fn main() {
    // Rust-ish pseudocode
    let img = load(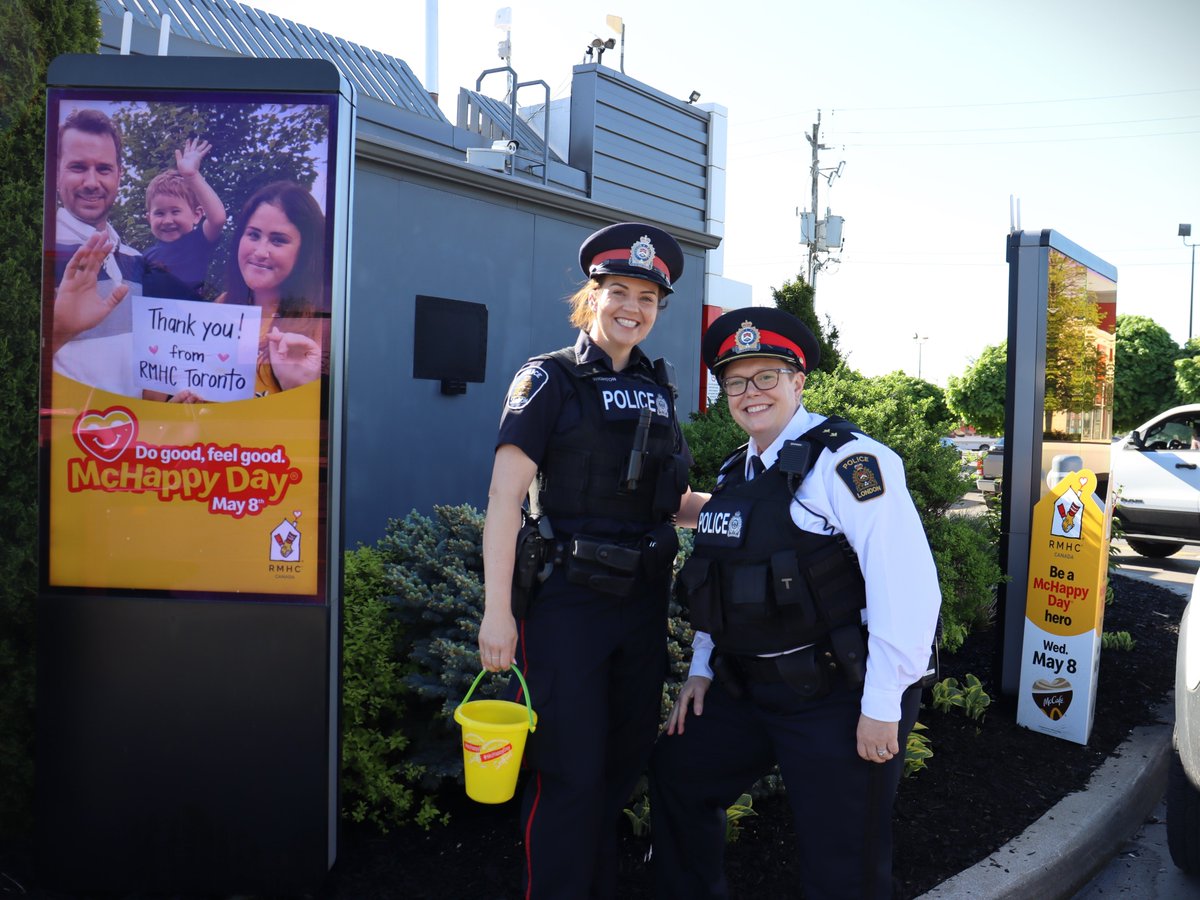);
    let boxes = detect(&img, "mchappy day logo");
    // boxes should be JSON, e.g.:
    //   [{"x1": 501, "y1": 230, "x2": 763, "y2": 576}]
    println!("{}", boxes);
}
[
  {"x1": 73, "y1": 406, "x2": 138, "y2": 463},
  {"x1": 67, "y1": 406, "x2": 302, "y2": 518}
]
